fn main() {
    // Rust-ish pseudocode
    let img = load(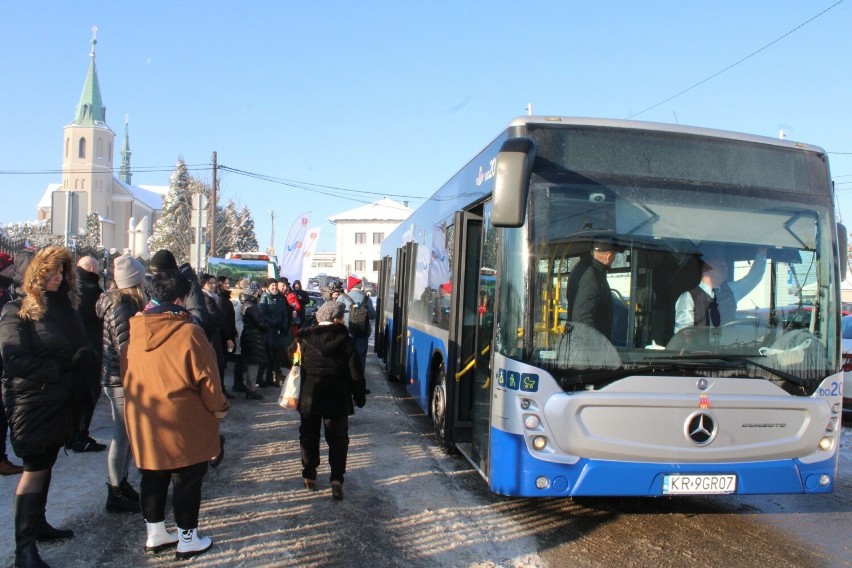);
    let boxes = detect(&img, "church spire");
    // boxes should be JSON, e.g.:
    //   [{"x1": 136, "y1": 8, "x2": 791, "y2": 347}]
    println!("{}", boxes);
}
[
  {"x1": 119, "y1": 115, "x2": 132, "y2": 184},
  {"x1": 73, "y1": 26, "x2": 107, "y2": 126}
]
